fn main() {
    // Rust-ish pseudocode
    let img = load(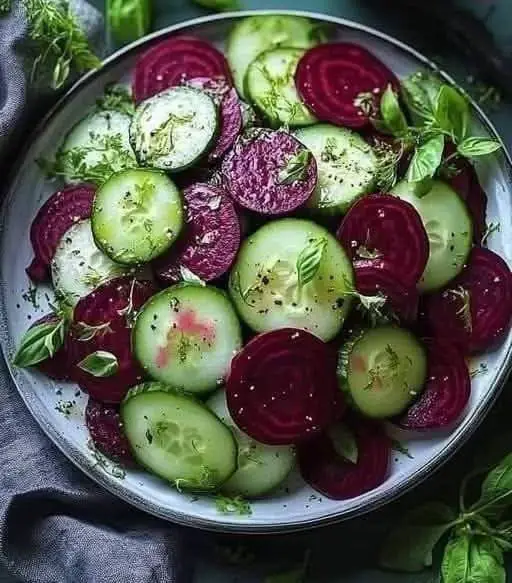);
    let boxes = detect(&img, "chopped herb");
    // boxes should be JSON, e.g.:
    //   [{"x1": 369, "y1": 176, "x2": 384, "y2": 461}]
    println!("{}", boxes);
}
[
  {"x1": 55, "y1": 399, "x2": 74, "y2": 417},
  {"x1": 448, "y1": 286, "x2": 472, "y2": 332},
  {"x1": 73, "y1": 320, "x2": 112, "y2": 342},
  {"x1": 145, "y1": 429, "x2": 153, "y2": 444},
  {"x1": 22, "y1": 283, "x2": 39, "y2": 309},
  {"x1": 96, "y1": 84, "x2": 135, "y2": 115},
  {"x1": 481, "y1": 221, "x2": 501, "y2": 246},
  {"x1": 278, "y1": 150, "x2": 311, "y2": 184},
  {"x1": 215, "y1": 495, "x2": 252, "y2": 516},
  {"x1": 470, "y1": 362, "x2": 488, "y2": 379},
  {"x1": 391, "y1": 439, "x2": 414, "y2": 459}
]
